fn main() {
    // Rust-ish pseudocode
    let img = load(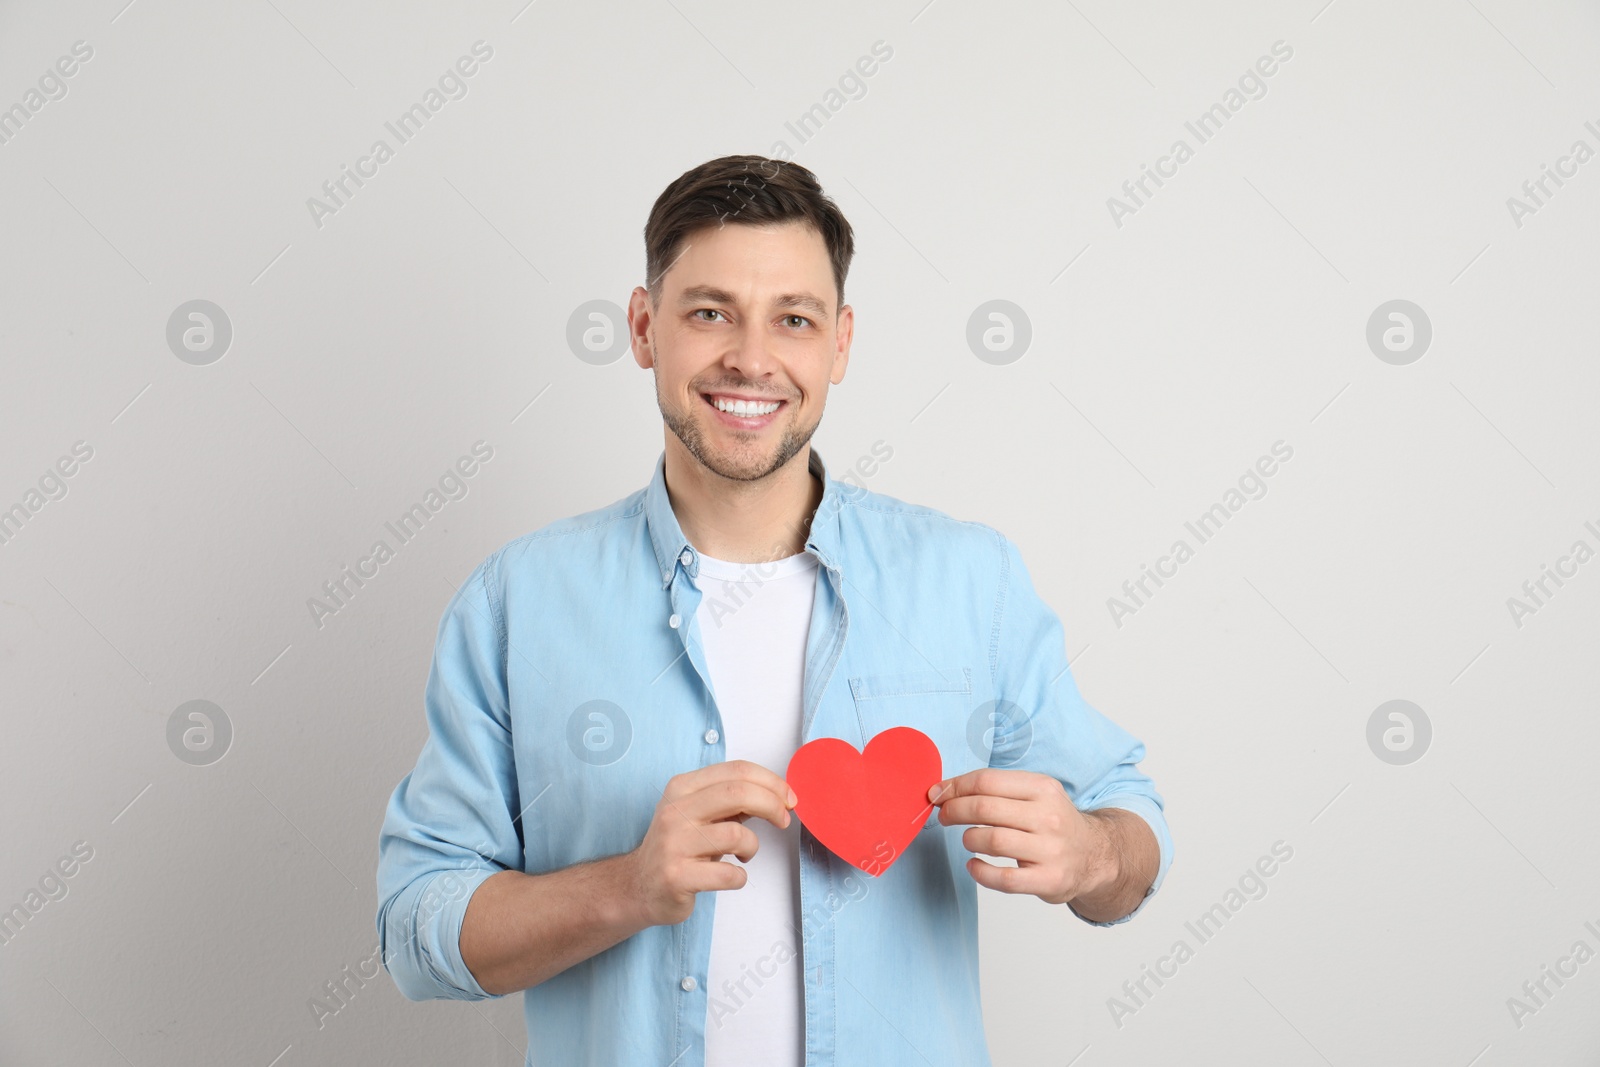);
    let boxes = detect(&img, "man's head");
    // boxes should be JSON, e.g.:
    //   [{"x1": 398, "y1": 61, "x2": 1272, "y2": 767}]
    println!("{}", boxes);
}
[{"x1": 630, "y1": 155, "x2": 855, "y2": 484}]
